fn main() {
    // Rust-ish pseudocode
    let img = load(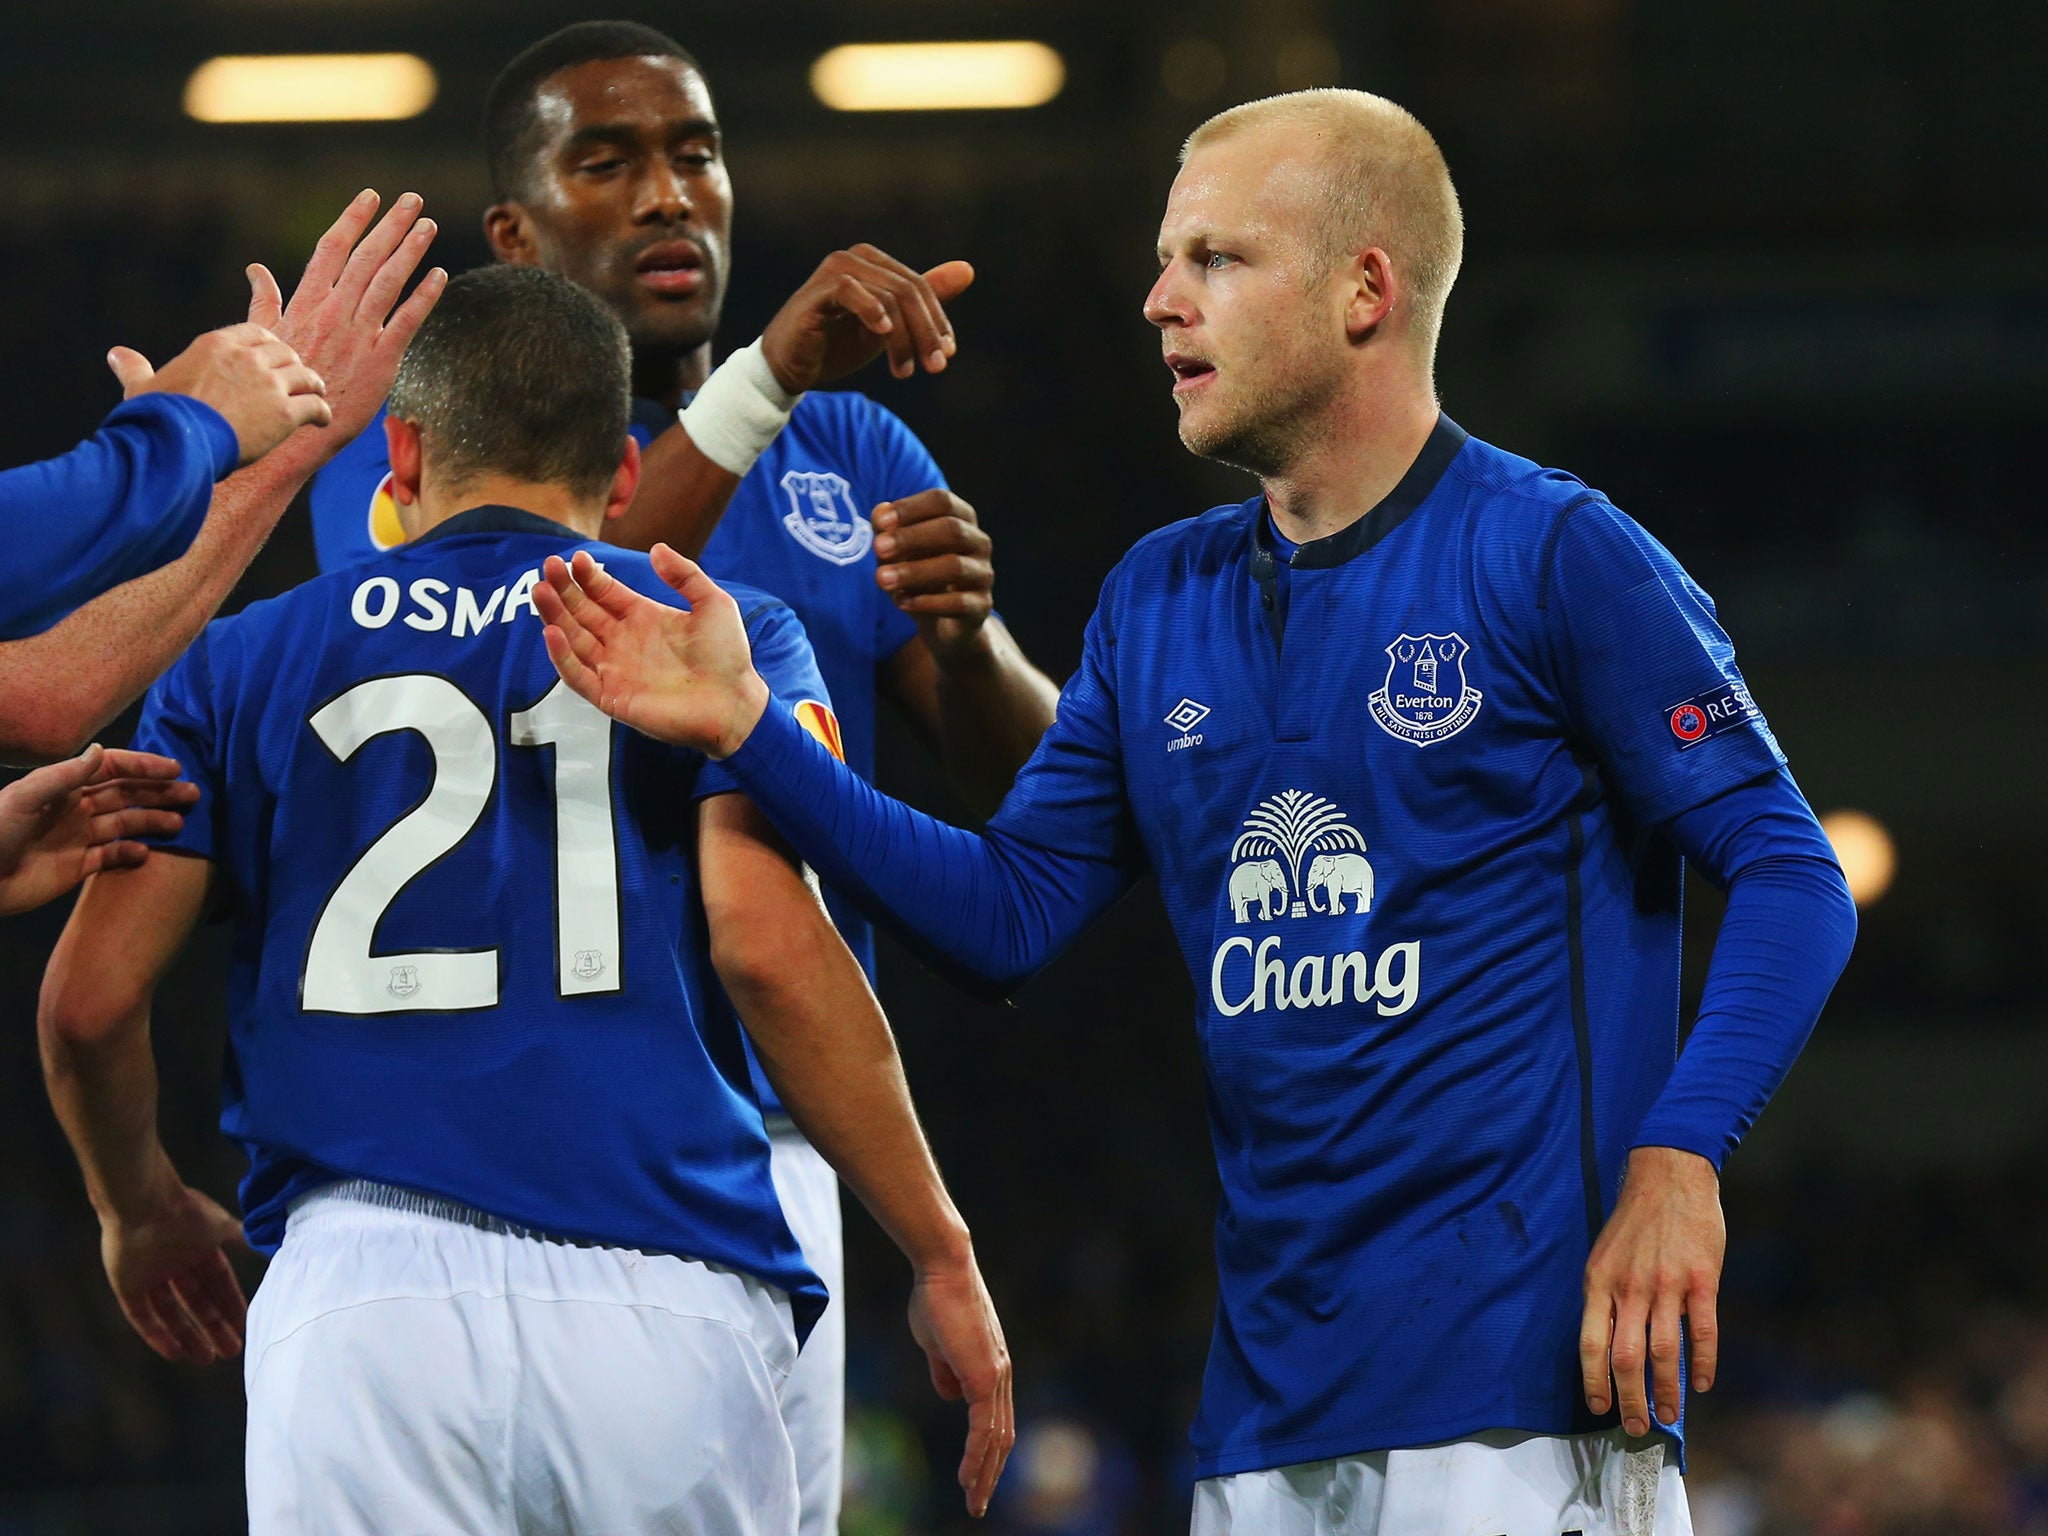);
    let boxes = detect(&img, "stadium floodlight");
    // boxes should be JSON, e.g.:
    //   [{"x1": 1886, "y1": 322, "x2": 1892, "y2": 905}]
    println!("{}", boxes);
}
[
  {"x1": 184, "y1": 54, "x2": 438, "y2": 124},
  {"x1": 1819, "y1": 809, "x2": 1897, "y2": 907},
  {"x1": 810, "y1": 42, "x2": 1065, "y2": 112}
]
